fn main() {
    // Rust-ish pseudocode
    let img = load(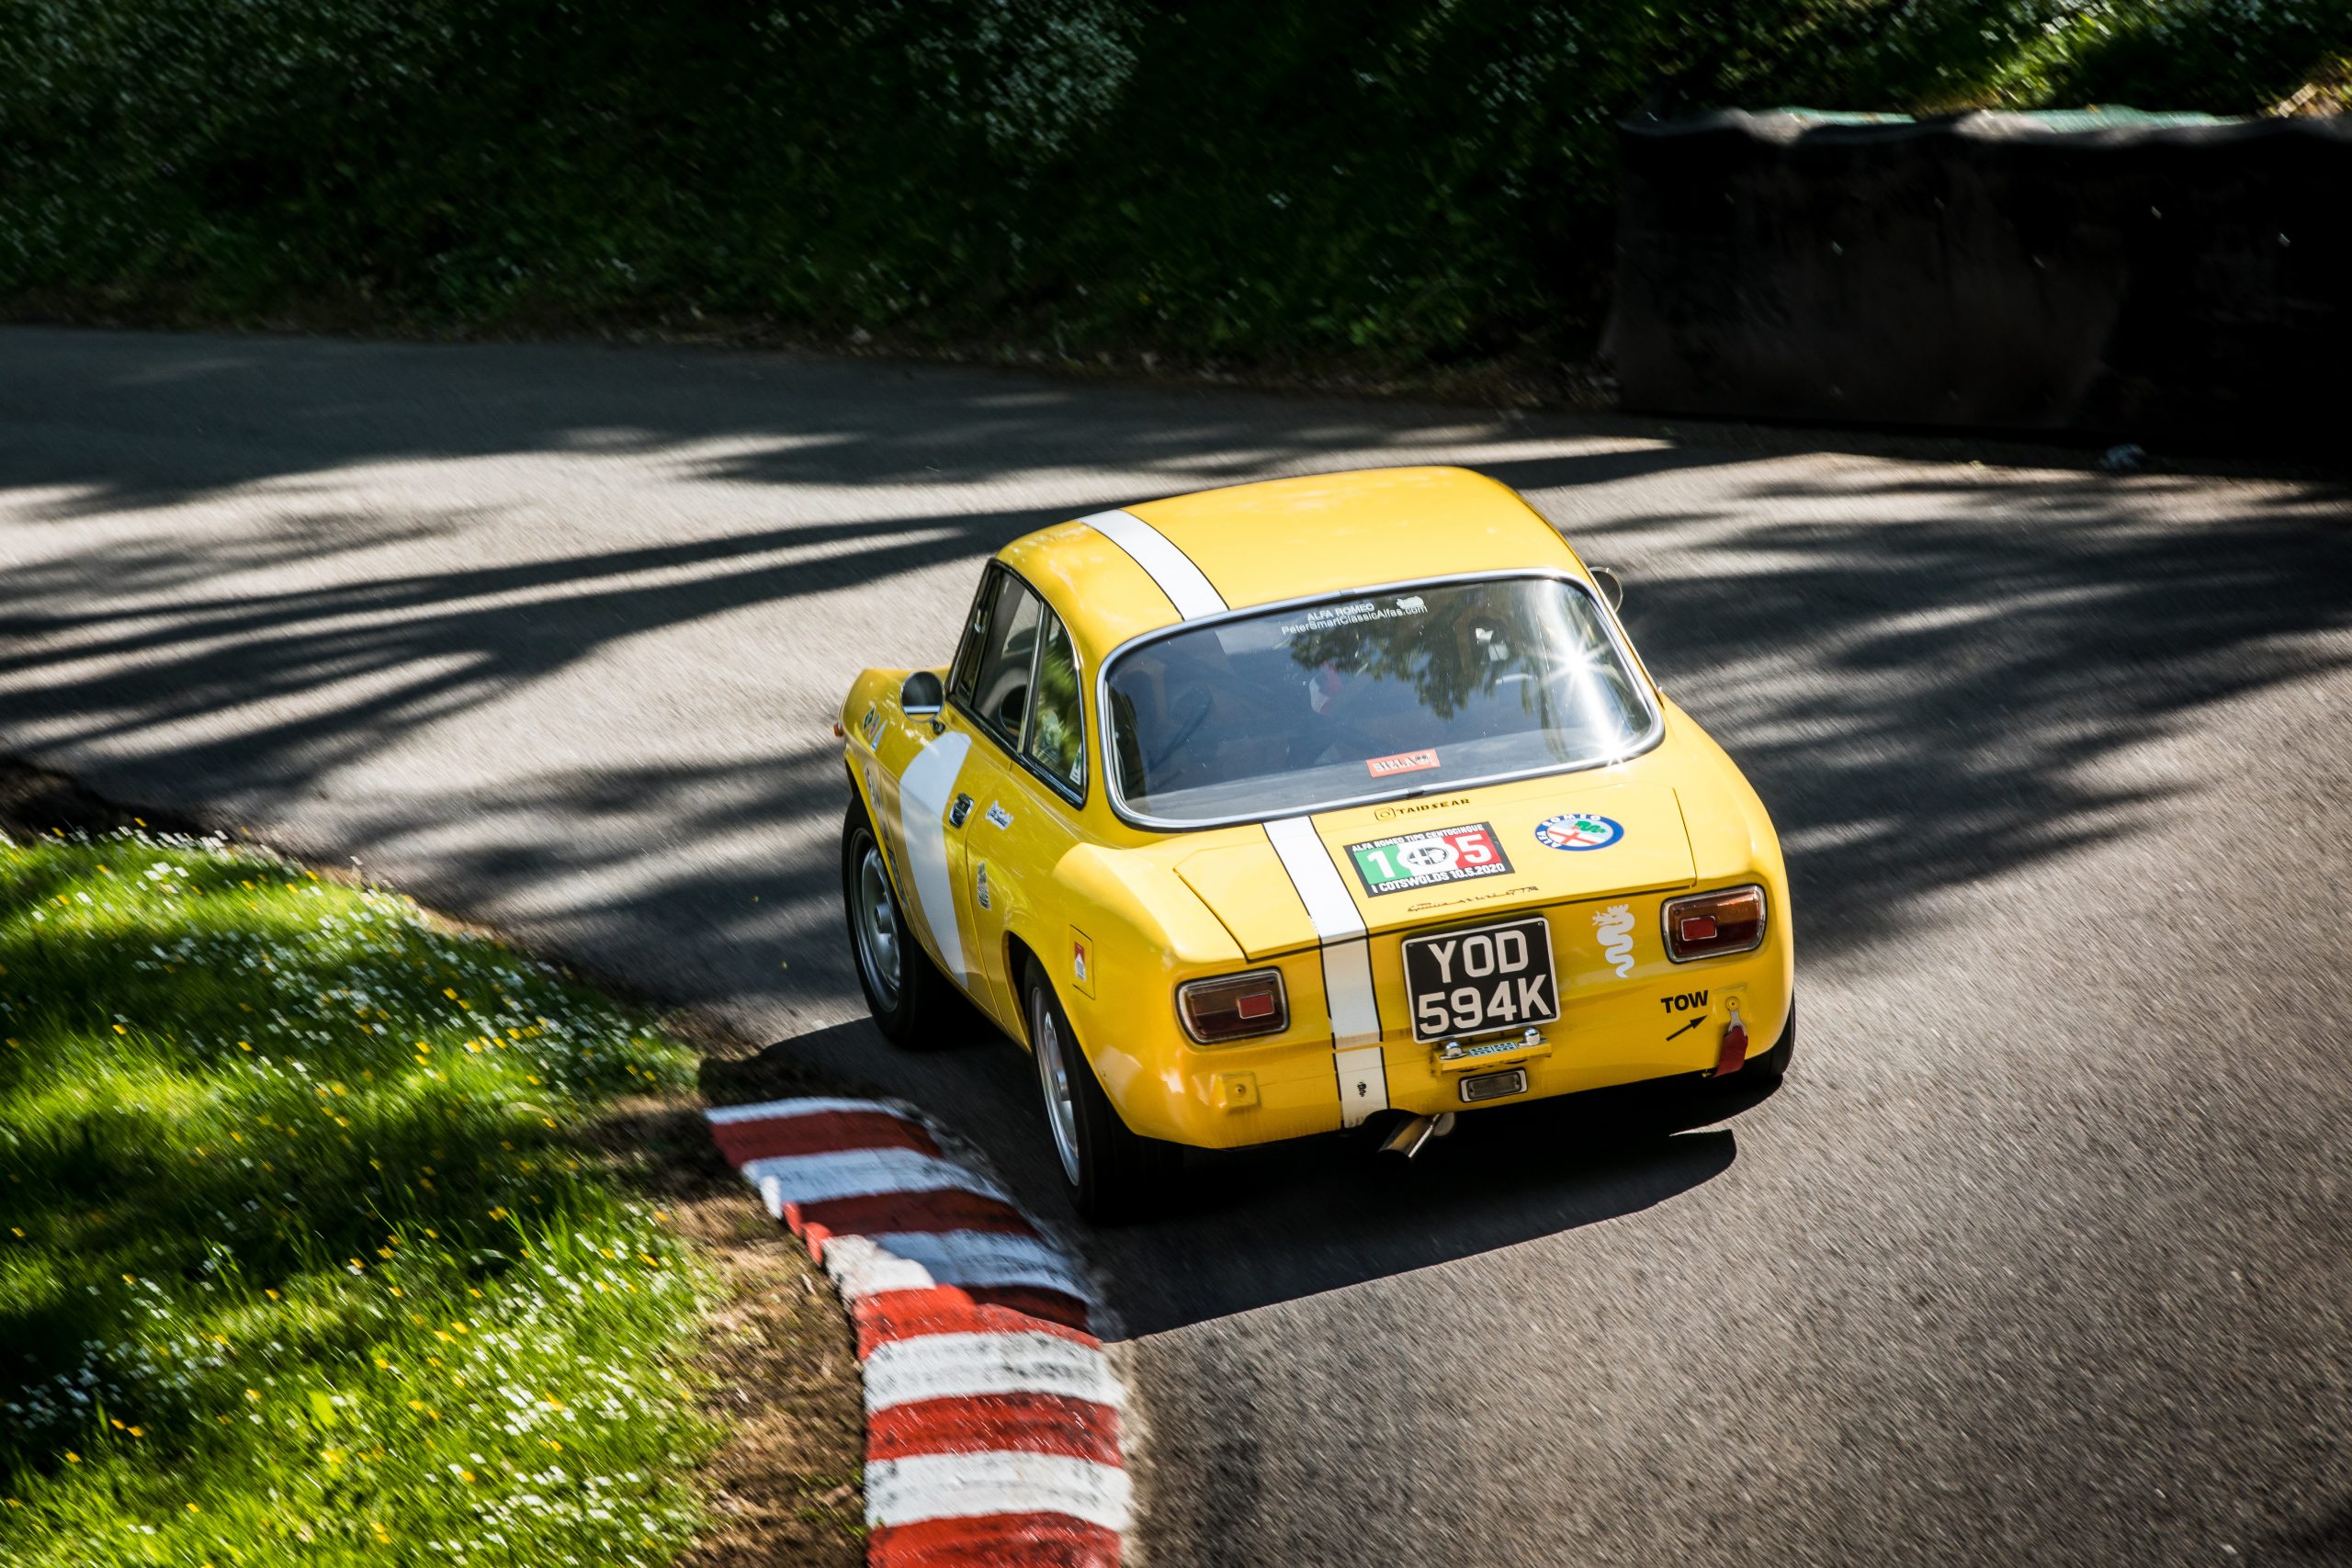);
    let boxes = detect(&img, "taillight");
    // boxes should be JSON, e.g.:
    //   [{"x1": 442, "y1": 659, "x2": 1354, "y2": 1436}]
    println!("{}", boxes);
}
[
  {"x1": 1177, "y1": 969, "x2": 1289, "y2": 1043},
  {"x1": 1663, "y1": 886, "x2": 1767, "y2": 962}
]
